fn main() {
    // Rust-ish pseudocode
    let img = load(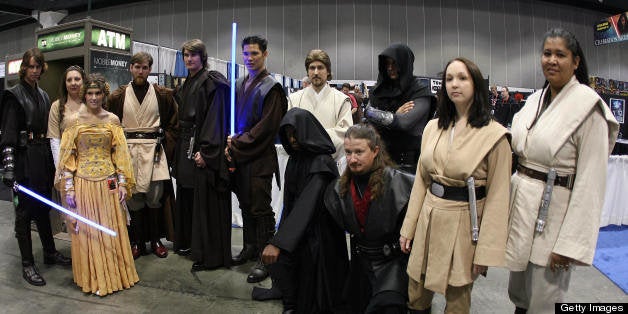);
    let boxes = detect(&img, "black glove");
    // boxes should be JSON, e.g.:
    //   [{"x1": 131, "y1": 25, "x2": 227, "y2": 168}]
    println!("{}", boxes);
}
[{"x1": 2, "y1": 171, "x2": 14, "y2": 187}]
